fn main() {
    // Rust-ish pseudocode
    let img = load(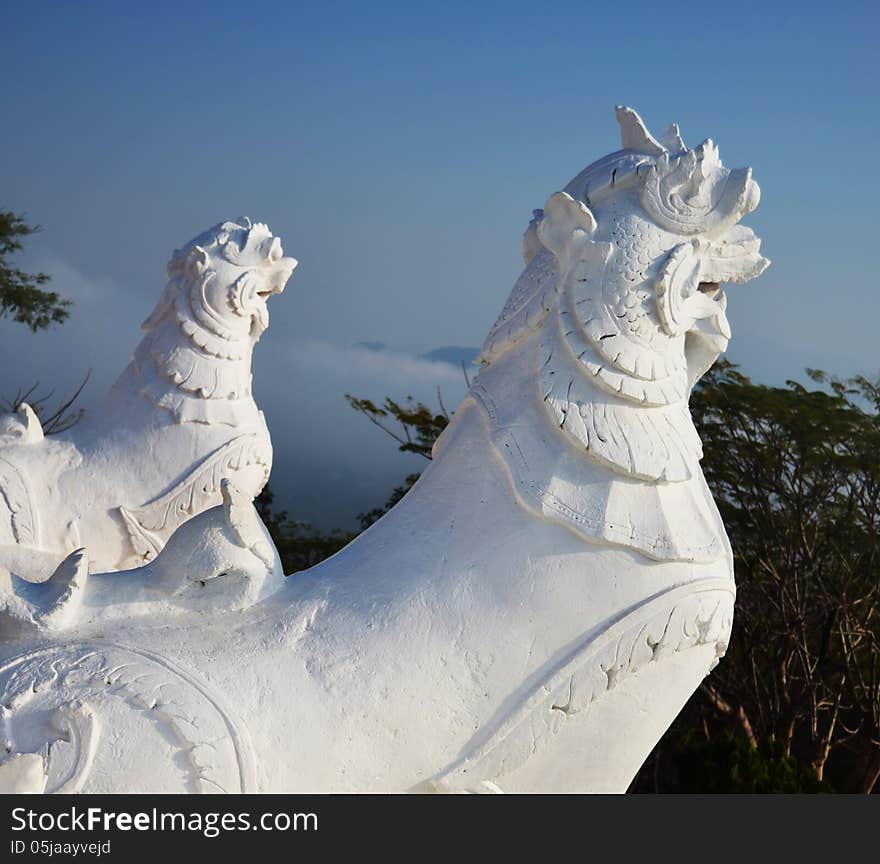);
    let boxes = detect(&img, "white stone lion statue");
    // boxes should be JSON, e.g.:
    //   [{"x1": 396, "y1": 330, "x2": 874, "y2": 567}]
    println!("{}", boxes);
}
[{"x1": 0, "y1": 107, "x2": 769, "y2": 794}]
